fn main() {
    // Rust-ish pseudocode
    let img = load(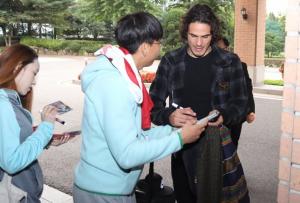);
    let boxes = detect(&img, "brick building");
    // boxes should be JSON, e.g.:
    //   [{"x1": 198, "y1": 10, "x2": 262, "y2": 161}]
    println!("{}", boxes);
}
[{"x1": 234, "y1": 0, "x2": 300, "y2": 202}]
